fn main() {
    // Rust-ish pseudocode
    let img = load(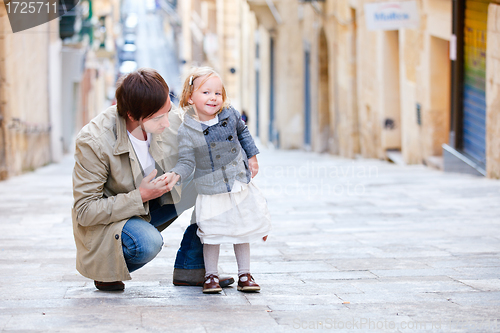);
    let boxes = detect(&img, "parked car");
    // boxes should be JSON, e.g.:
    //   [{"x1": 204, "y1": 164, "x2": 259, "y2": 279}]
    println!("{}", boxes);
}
[{"x1": 123, "y1": 34, "x2": 136, "y2": 45}]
